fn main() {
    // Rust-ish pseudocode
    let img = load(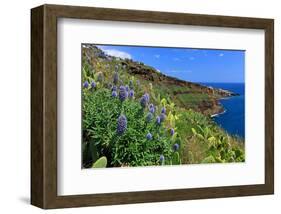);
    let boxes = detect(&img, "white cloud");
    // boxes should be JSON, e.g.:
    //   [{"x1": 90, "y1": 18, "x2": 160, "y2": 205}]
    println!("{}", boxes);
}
[
  {"x1": 154, "y1": 54, "x2": 160, "y2": 59},
  {"x1": 100, "y1": 48, "x2": 132, "y2": 59},
  {"x1": 219, "y1": 53, "x2": 224, "y2": 57}
]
